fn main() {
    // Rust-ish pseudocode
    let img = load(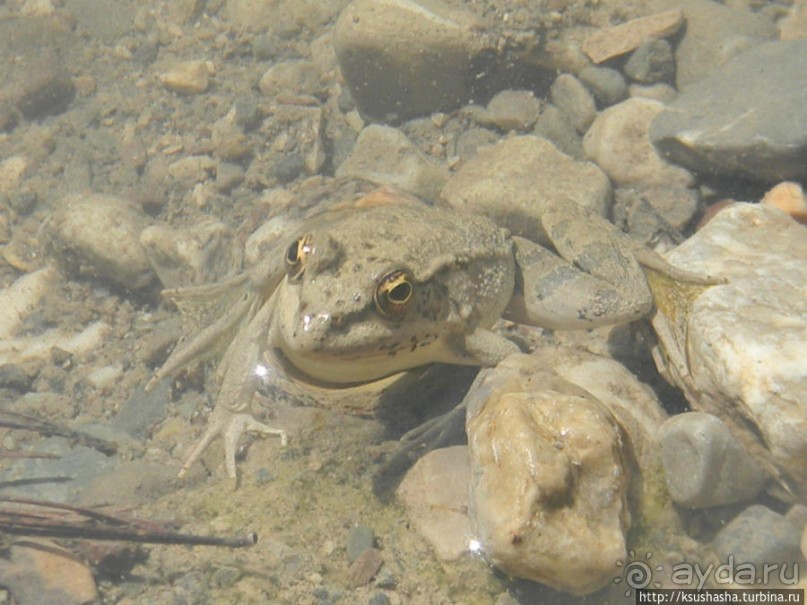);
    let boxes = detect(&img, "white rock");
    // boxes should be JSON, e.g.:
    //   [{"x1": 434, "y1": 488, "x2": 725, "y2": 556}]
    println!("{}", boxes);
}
[
  {"x1": 159, "y1": 60, "x2": 210, "y2": 94},
  {"x1": 396, "y1": 446, "x2": 473, "y2": 561},
  {"x1": 650, "y1": 203, "x2": 807, "y2": 499},
  {"x1": 0, "y1": 266, "x2": 58, "y2": 339},
  {"x1": 85, "y1": 364, "x2": 124, "y2": 391},
  {"x1": 583, "y1": 97, "x2": 693, "y2": 188},
  {"x1": 50, "y1": 194, "x2": 154, "y2": 290},
  {"x1": 0, "y1": 321, "x2": 109, "y2": 365},
  {"x1": 465, "y1": 354, "x2": 629, "y2": 596}
]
